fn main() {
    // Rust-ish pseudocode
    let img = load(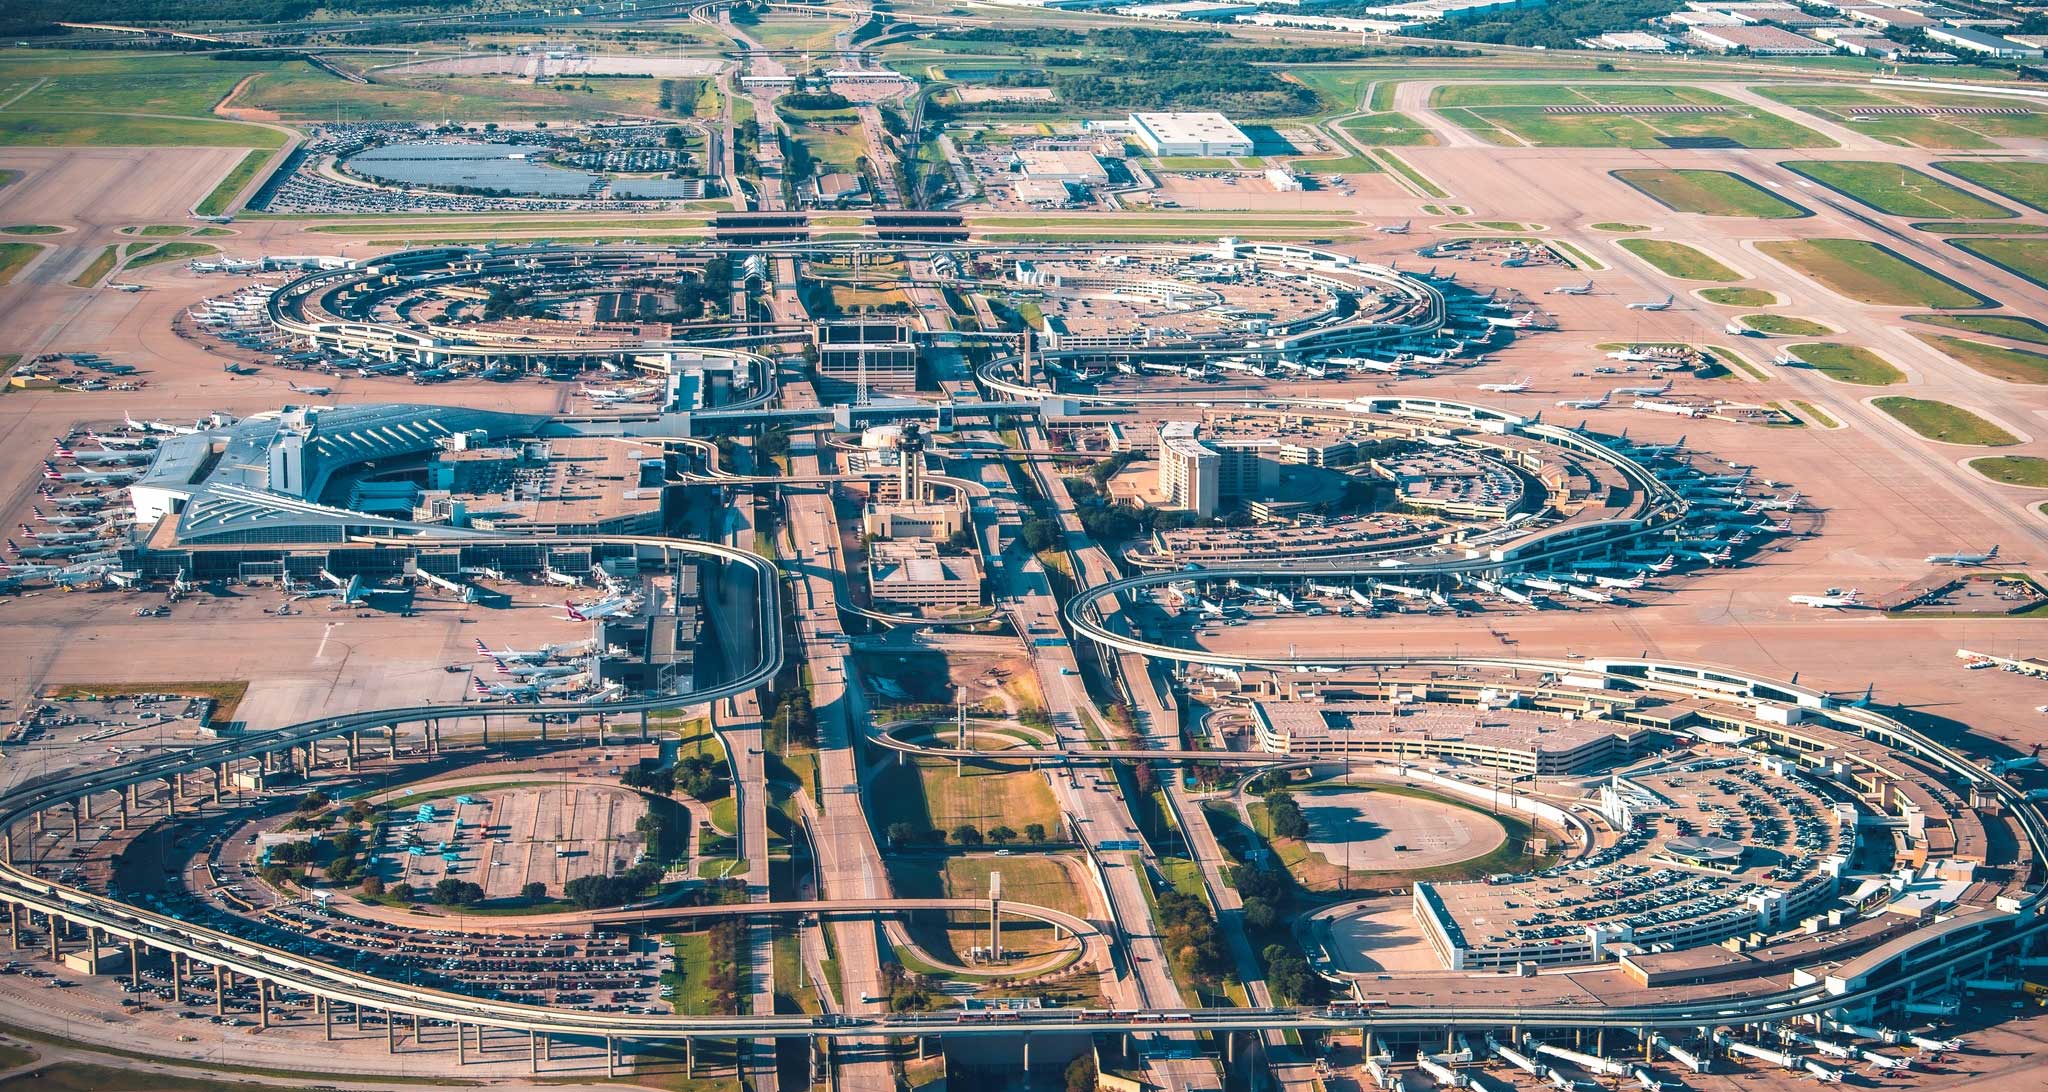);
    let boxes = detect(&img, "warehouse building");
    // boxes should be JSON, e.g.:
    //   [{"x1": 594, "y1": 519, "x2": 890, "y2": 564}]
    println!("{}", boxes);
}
[{"x1": 1127, "y1": 112, "x2": 1254, "y2": 157}]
